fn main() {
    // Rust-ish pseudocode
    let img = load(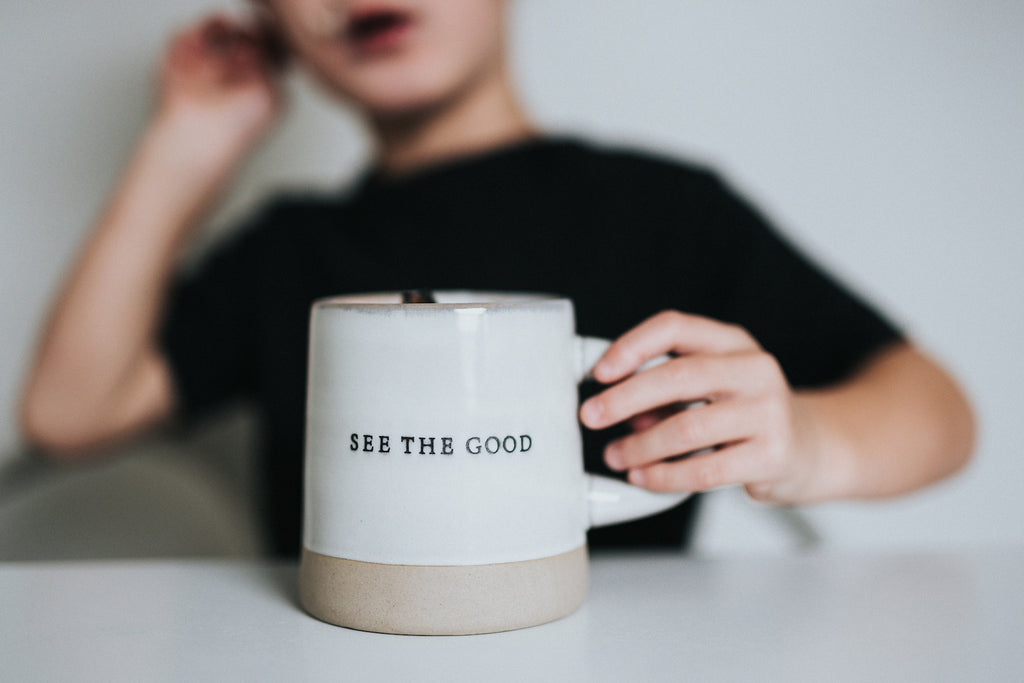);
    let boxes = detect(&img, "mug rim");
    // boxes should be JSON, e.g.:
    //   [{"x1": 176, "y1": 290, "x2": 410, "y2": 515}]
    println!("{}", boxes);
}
[{"x1": 312, "y1": 290, "x2": 568, "y2": 310}]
